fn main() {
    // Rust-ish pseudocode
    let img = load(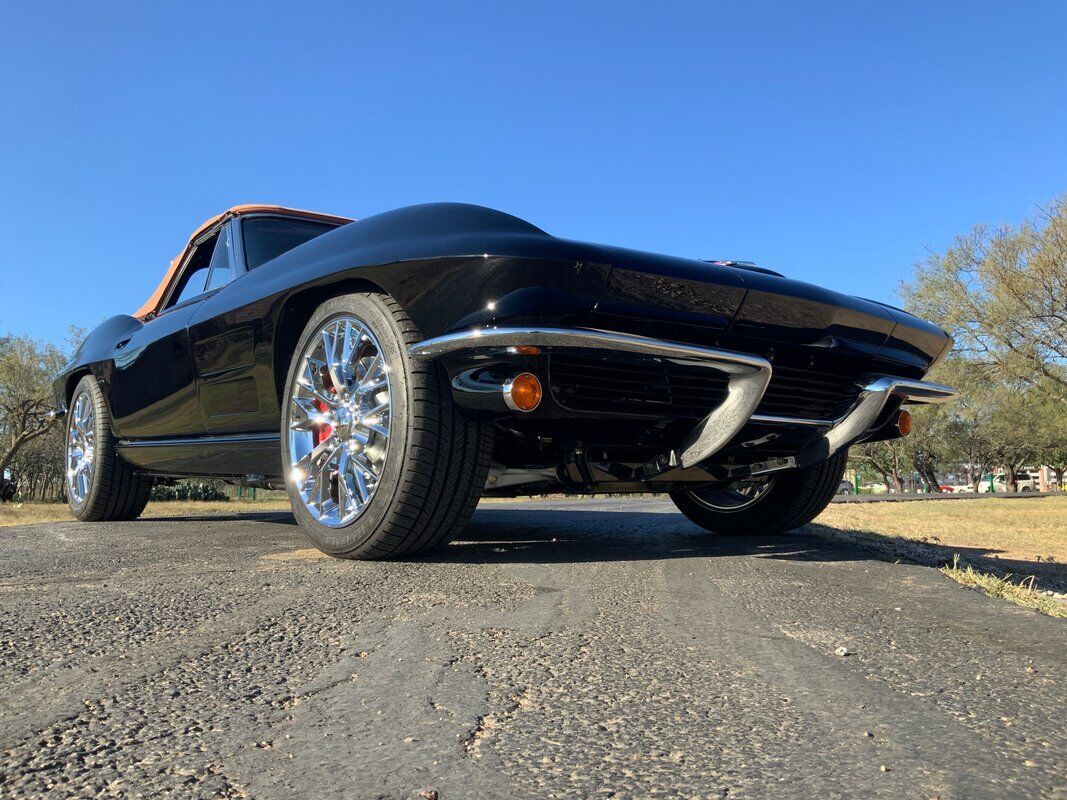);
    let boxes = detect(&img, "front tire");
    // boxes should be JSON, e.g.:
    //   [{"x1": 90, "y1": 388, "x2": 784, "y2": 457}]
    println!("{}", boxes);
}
[
  {"x1": 66, "y1": 375, "x2": 153, "y2": 521},
  {"x1": 670, "y1": 450, "x2": 848, "y2": 535},
  {"x1": 281, "y1": 292, "x2": 494, "y2": 559}
]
